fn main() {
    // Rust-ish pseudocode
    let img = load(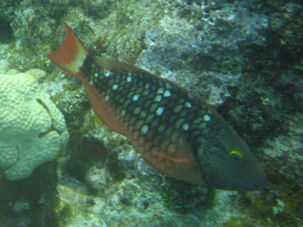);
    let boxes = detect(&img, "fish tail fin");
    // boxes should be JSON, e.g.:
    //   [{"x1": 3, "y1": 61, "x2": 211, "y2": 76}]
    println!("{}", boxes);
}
[{"x1": 47, "y1": 23, "x2": 88, "y2": 79}]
